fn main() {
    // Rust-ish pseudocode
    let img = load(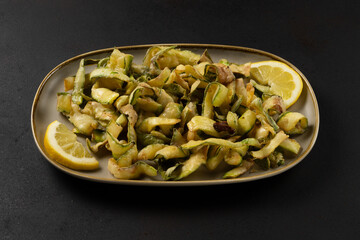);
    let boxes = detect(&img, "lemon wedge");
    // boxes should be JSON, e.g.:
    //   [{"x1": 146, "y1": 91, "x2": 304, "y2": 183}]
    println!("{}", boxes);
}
[
  {"x1": 44, "y1": 120, "x2": 99, "y2": 170},
  {"x1": 250, "y1": 60, "x2": 303, "y2": 108}
]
